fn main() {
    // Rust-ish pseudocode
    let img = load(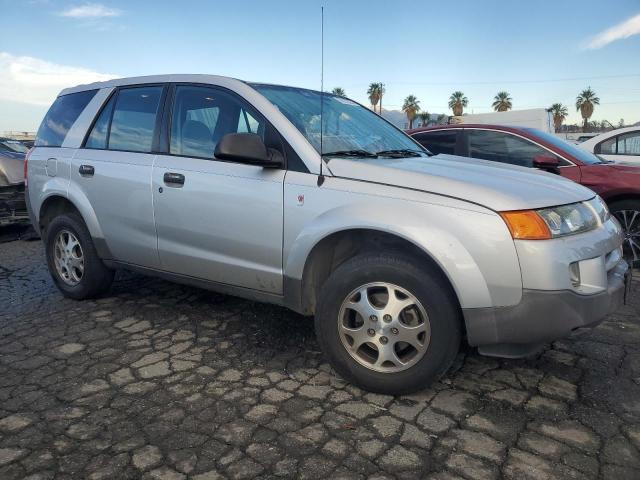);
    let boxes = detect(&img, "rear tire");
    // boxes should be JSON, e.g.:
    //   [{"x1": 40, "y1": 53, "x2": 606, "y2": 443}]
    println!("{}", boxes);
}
[
  {"x1": 314, "y1": 252, "x2": 461, "y2": 395},
  {"x1": 45, "y1": 213, "x2": 114, "y2": 299},
  {"x1": 609, "y1": 199, "x2": 640, "y2": 266}
]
